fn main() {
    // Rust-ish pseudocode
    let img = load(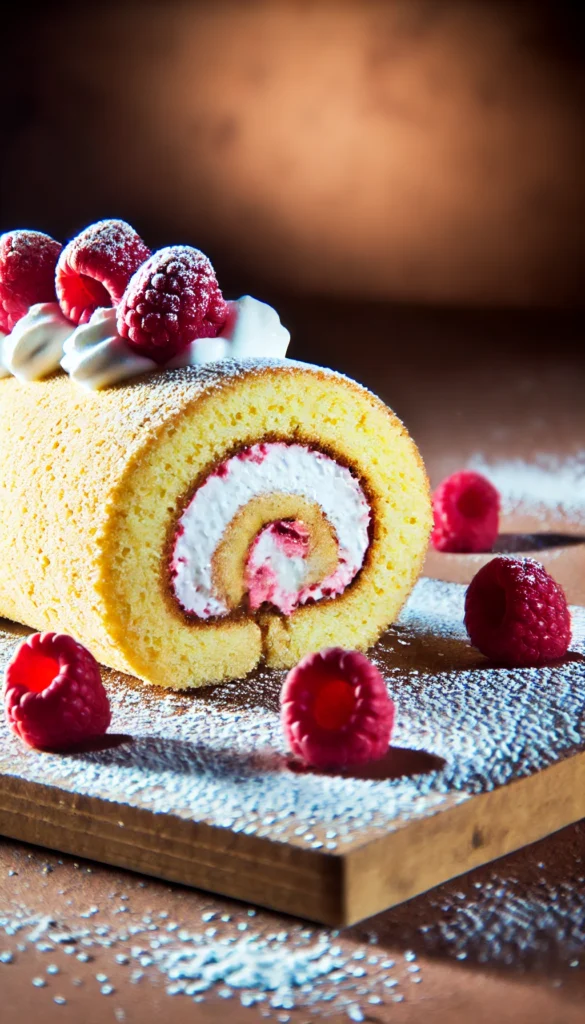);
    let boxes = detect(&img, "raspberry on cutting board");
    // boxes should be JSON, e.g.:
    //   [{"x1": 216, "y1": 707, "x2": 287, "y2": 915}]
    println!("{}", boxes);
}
[
  {"x1": 432, "y1": 470, "x2": 500, "y2": 553},
  {"x1": 4, "y1": 633, "x2": 111, "y2": 751},
  {"x1": 56, "y1": 218, "x2": 150, "y2": 325},
  {"x1": 280, "y1": 648, "x2": 395, "y2": 770},
  {"x1": 464, "y1": 556, "x2": 572, "y2": 667},
  {"x1": 0, "y1": 229, "x2": 62, "y2": 333},
  {"x1": 117, "y1": 245, "x2": 230, "y2": 363}
]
